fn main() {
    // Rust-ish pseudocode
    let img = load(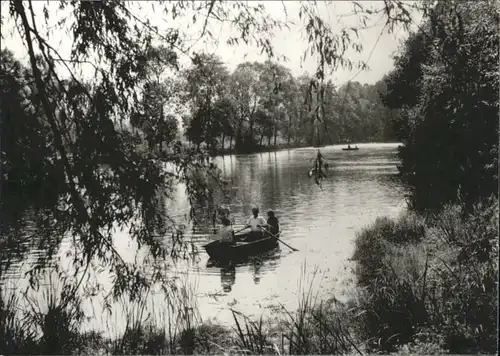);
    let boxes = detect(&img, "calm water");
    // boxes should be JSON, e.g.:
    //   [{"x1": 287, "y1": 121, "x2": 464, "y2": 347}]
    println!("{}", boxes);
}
[{"x1": 1, "y1": 143, "x2": 406, "y2": 335}]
